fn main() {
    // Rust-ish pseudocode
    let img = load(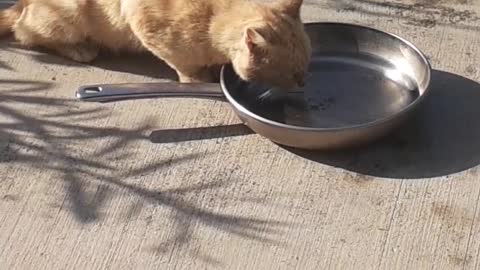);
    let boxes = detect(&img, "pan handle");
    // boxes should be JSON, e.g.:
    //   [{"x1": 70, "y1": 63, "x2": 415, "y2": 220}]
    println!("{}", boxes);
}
[{"x1": 75, "y1": 82, "x2": 225, "y2": 103}]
